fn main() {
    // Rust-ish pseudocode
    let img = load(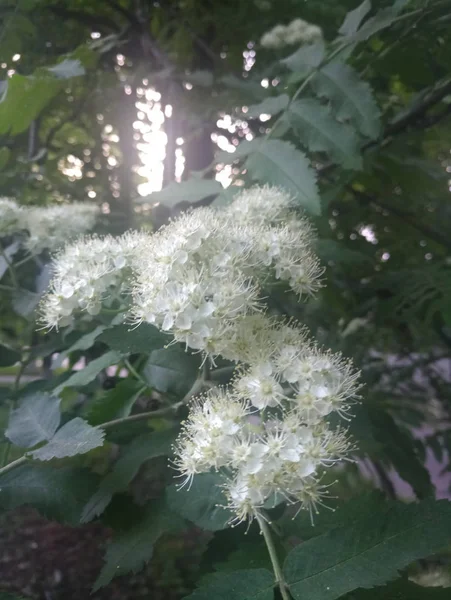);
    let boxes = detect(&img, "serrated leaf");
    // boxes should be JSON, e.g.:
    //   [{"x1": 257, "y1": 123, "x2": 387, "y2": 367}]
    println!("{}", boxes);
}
[
  {"x1": 0, "y1": 464, "x2": 98, "y2": 524},
  {"x1": 287, "y1": 98, "x2": 362, "y2": 169},
  {"x1": 246, "y1": 94, "x2": 289, "y2": 118},
  {"x1": 166, "y1": 472, "x2": 232, "y2": 531},
  {"x1": 98, "y1": 323, "x2": 168, "y2": 354},
  {"x1": 215, "y1": 139, "x2": 259, "y2": 165},
  {"x1": 283, "y1": 498, "x2": 451, "y2": 600},
  {"x1": 93, "y1": 500, "x2": 182, "y2": 590},
  {"x1": 81, "y1": 429, "x2": 177, "y2": 522},
  {"x1": 350, "y1": 0, "x2": 410, "y2": 43},
  {"x1": 137, "y1": 179, "x2": 222, "y2": 208},
  {"x1": 46, "y1": 58, "x2": 85, "y2": 79},
  {"x1": 6, "y1": 393, "x2": 60, "y2": 448},
  {"x1": 31, "y1": 417, "x2": 105, "y2": 461},
  {"x1": 184, "y1": 569, "x2": 274, "y2": 600},
  {"x1": 311, "y1": 61, "x2": 381, "y2": 139},
  {"x1": 143, "y1": 345, "x2": 201, "y2": 397},
  {"x1": 282, "y1": 41, "x2": 325, "y2": 77},
  {"x1": 86, "y1": 378, "x2": 144, "y2": 426},
  {"x1": 54, "y1": 350, "x2": 122, "y2": 394},
  {"x1": 244, "y1": 140, "x2": 321, "y2": 215},
  {"x1": 339, "y1": 0, "x2": 372, "y2": 36},
  {"x1": 345, "y1": 579, "x2": 451, "y2": 599}
]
